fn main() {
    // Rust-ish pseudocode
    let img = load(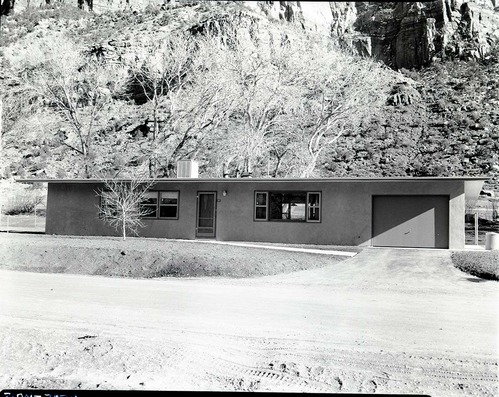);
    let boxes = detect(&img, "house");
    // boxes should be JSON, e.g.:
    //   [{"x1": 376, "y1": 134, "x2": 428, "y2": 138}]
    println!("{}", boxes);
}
[{"x1": 17, "y1": 170, "x2": 487, "y2": 249}]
